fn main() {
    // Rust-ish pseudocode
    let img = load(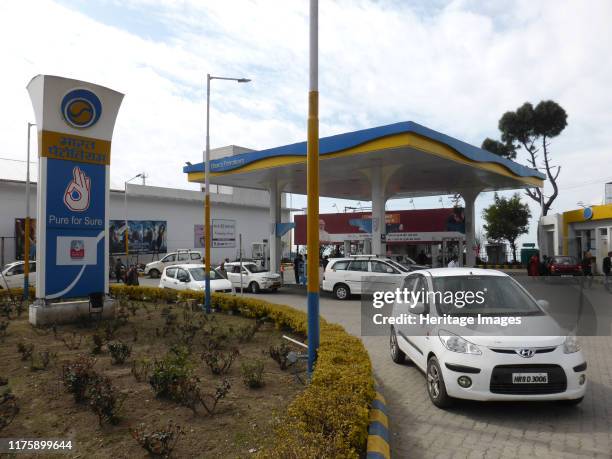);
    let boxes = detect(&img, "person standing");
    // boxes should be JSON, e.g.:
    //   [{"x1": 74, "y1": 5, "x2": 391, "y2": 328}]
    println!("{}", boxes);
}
[
  {"x1": 293, "y1": 254, "x2": 302, "y2": 284},
  {"x1": 603, "y1": 251, "x2": 611, "y2": 291},
  {"x1": 114, "y1": 258, "x2": 124, "y2": 283},
  {"x1": 528, "y1": 253, "x2": 540, "y2": 277},
  {"x1": 581, "y1": 251, "x2": 593, "y2": 288}
]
